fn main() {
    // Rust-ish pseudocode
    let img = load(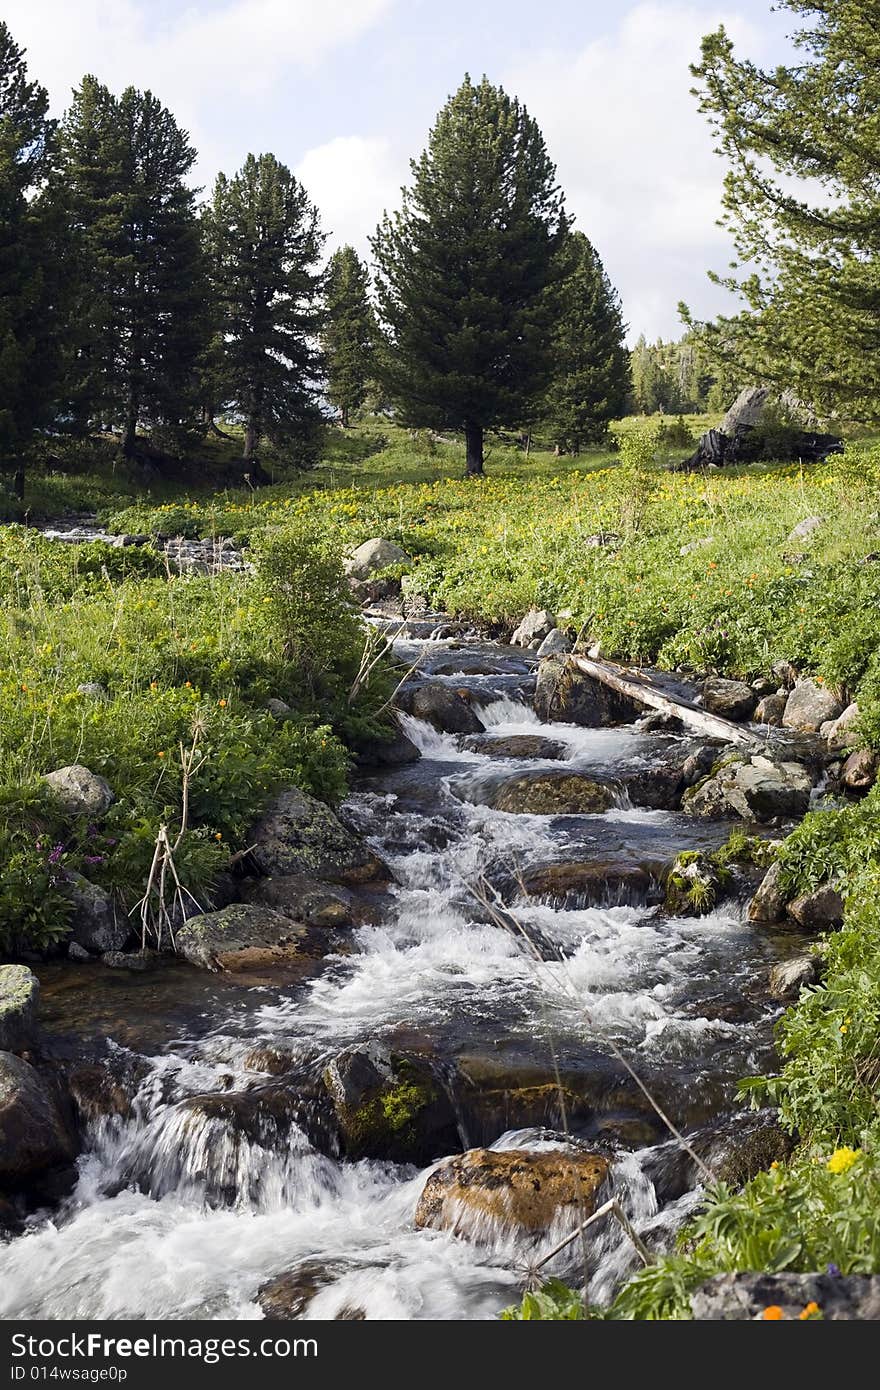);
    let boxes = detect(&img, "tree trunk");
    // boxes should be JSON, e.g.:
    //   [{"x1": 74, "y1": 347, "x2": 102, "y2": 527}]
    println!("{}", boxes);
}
[
  {"x1": 13, "y1": 461, "x2": 24, "y2": 502},
  {"x1": 122, "y1": 394, "x2": 139, "y2": 457},
  {"x1": 243, "y1": 419, "x2": 258, "y2": 460},
  {"x1": 464, "y1": 420, "x2": 484, "y2": 477}
]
